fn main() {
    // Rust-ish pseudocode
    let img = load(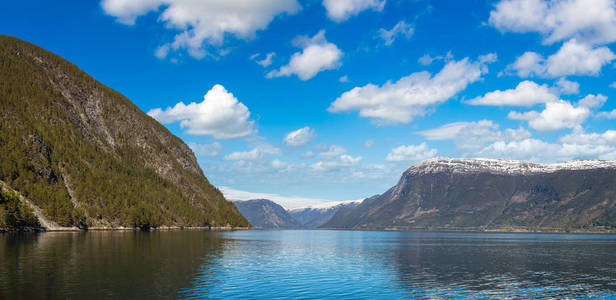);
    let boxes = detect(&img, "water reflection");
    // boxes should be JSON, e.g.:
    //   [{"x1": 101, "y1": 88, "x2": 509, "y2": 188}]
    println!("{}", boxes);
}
[
  {"x1": 389, "y1": 232, "x2": 616, "y2": 298},
  {"x1": 0, "y1": 231, "x2": 226, "y2": 299},
  {"x1": 1, "y1": 230, "x2": 615, "y2": 299}
]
